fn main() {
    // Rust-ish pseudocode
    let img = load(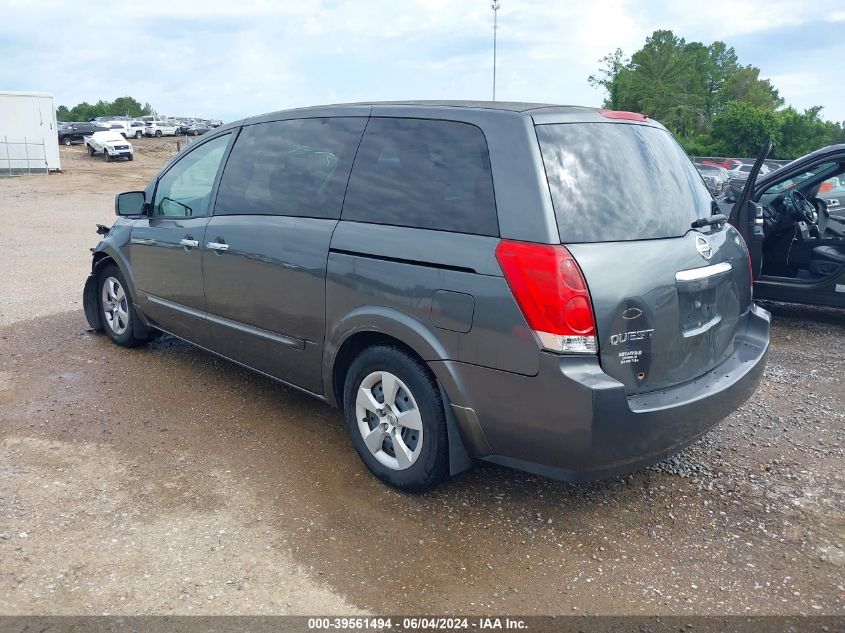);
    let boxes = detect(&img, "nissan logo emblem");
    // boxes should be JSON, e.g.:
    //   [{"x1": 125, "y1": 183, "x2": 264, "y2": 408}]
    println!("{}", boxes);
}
[{"x1": 695, "y1": 235, "x2": 712, "y2": 260}]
